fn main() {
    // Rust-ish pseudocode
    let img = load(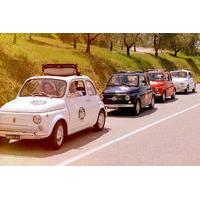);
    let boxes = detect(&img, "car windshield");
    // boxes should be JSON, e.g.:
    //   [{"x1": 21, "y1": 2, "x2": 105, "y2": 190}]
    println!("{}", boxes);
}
[
  {"x1": 148, "y1": 72, "x2": 164, "y2": 81},
  {"x1": 19, "y1": 78, "x2": 67, "y2": 98},
  {"x1": 171, "y1": 71, "x2": 187, "y2": 78},
  {"x1": 107, "y1": 74, "x2": 139, "y2": 86}
]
